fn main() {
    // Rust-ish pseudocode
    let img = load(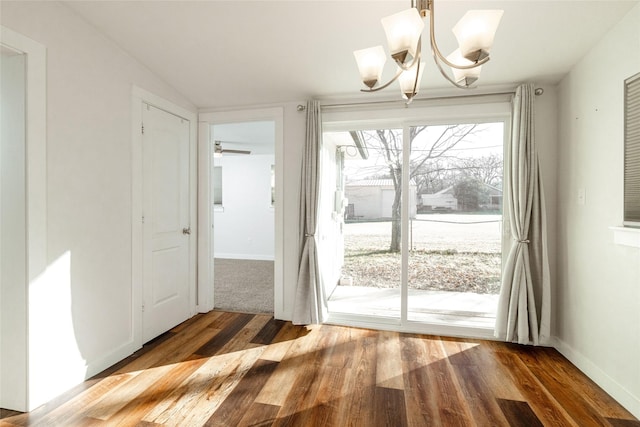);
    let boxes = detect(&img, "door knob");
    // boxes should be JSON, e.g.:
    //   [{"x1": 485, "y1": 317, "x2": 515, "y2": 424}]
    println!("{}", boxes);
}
[{"x1": 182, "y1": 227, "x2": 191, "y2": 235}]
